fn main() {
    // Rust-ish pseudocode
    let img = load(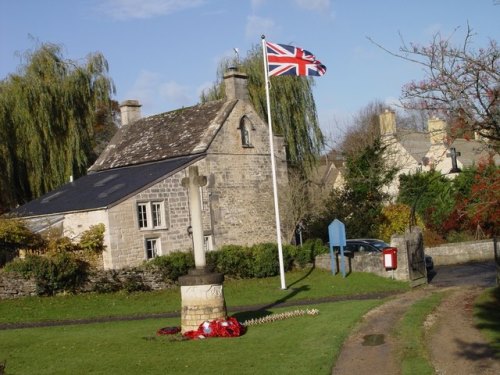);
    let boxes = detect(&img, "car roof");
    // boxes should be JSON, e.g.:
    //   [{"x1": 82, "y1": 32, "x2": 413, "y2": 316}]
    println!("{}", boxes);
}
[{"x1": 347, "y1": 239, "x2": 387, "y2": 243}]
